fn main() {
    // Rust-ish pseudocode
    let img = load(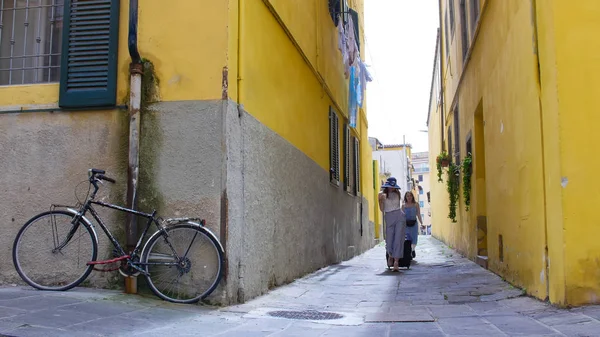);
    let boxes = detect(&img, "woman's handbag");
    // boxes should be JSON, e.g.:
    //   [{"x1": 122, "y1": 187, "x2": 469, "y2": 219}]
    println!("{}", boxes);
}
[{"x1": 406, "y1": 219, "x2": 417, "y2": 227}]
